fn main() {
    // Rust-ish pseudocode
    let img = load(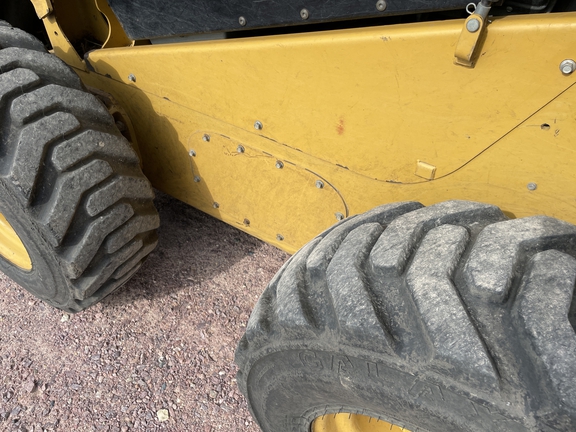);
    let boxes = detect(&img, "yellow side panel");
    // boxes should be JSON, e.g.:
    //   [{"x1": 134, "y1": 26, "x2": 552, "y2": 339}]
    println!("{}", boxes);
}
[{"x1": 66, "y1": 13, "x2": 576, "y2": 252}]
